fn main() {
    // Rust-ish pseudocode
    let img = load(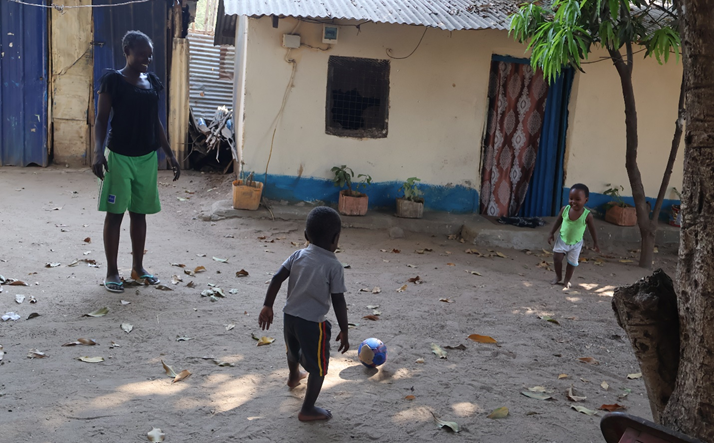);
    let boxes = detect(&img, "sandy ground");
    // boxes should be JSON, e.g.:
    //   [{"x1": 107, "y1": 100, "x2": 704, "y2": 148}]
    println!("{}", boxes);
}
[{"x1": 0, "y1": 167, "x2": 678, "y2": 442}]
